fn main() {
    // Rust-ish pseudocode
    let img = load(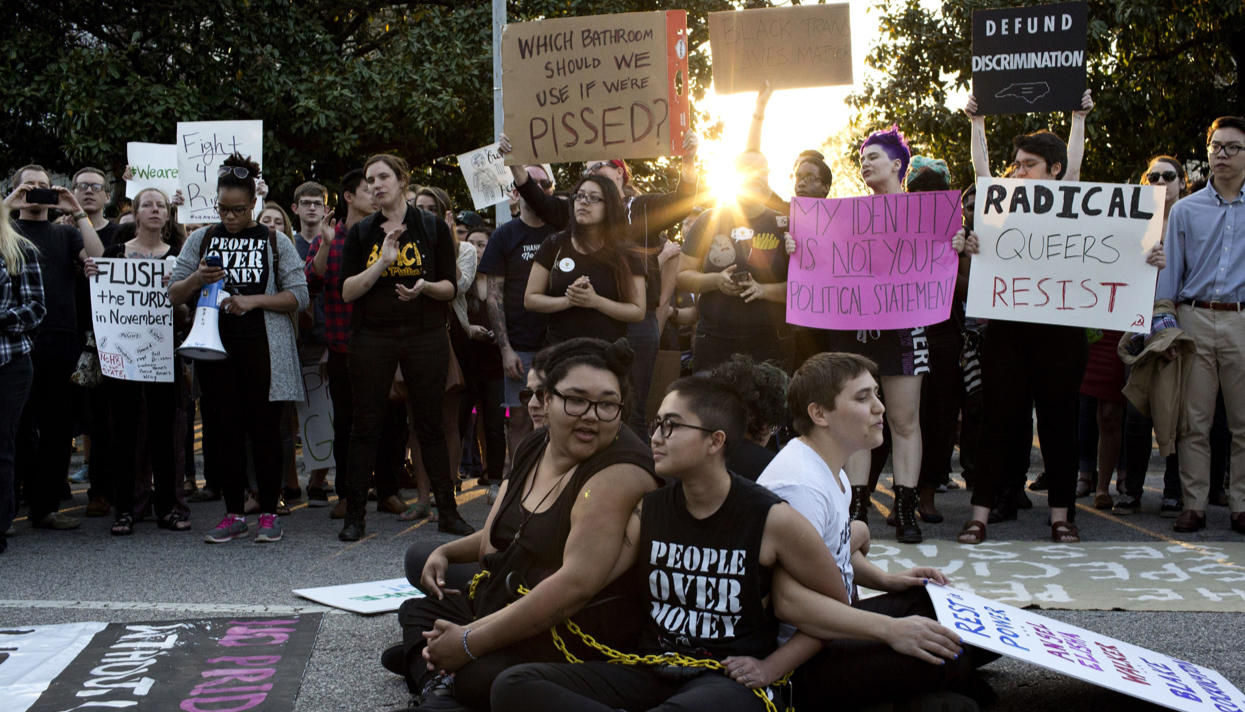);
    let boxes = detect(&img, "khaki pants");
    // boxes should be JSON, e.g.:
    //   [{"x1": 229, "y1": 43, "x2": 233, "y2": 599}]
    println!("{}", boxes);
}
[{"x1": 1176, "y1": 304, "x2": 1245, "y2": 512}]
